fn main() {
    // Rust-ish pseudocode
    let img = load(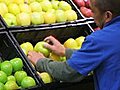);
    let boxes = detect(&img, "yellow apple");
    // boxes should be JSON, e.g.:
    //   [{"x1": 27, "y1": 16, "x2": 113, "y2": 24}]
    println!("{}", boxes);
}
[
  {"x1": 31, "y1": 12, "x2": 44, "y2": 25},
  {"x1": 13, "y1": 0, "x2": 24, "y2": 4},
  {"x1": 65, "y1": 10, "x2": 78, "y2": 21},
  {"x1": 44, "y1": 11, "x2": 56, "y2": 24},
  {"x1": 24, "y1": 0, "x2": 35, "y2": 4},
  {"x1": 75, "y1": 36, "x2": 85, "y2": 48},
  {"x1": 8, "y1": 3, "x2": 20, "y2": 15},
  {"x1": 38, "y1": 72, "x2": 52, "y2": 84},
  {"x1": 19, "y1": 3, "x2": 31, "y2": 13},
  {"x1": 40, "y1": 0, "x2": 52, "y2": 12},
  {"x1": 0, "y1": 2, "x2": 8, "y2": 16},
  {"x1": 55, "y1": 9, "x2": 67, "y2": 23},
  {"x1": 29, "y1": 1, "x2": 42, "y2": 12},
  {"x1": 58, "y1": 1, "x2": 71, "y2": 11},
  {"x1": 20, "y1": 42, "x2": 33, "y2": 55},
  {"x1": 16, "y1": 12, "x2": 31, "y2": 26},
  {"x1": 51, "y1": 1, "x2": 59, "y2": 10},
  {"x1": 64, "y1": 38, "x2": 79, "y2": 49}
]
